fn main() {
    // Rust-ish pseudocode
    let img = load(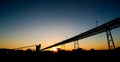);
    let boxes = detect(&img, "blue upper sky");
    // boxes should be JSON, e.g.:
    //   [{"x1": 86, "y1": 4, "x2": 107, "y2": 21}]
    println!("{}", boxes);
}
[{"x1": 0, "y1": 0, "x2": 120, "y2": 50}]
